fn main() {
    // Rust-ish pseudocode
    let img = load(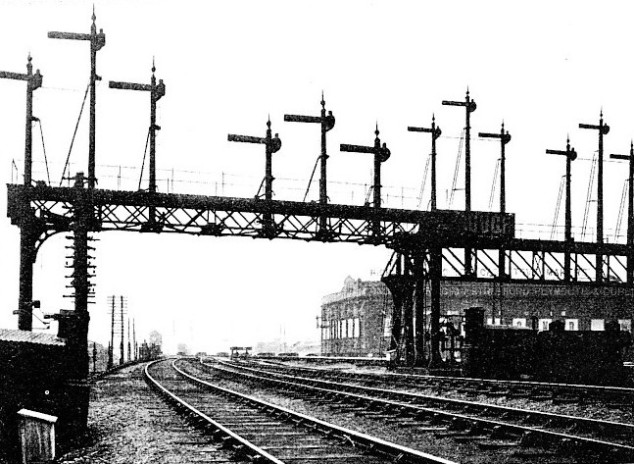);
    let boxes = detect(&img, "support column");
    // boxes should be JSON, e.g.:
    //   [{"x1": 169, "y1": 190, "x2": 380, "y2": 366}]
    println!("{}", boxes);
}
[
  {"x1": 428, "y1": 245, "x2": 443, "y2": 368},
  {"x1": 17, "y1": 220, "x2": 37, "y2": 331},
  {"x1": 413, "y1": 252, "x2": 428, "y2": 366},
  {"x1": 382, "y1": 266, "x2": 415, "y2": 365},
  {"x1": 61, "y1": 173, "x2": 92, "y2": 437},
  {"x1": 1, "y1": 55, "x2": 44, "y2": 331},
  {"x1": 401, "y1": 276, "x2": 416, "y2": 366}
]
